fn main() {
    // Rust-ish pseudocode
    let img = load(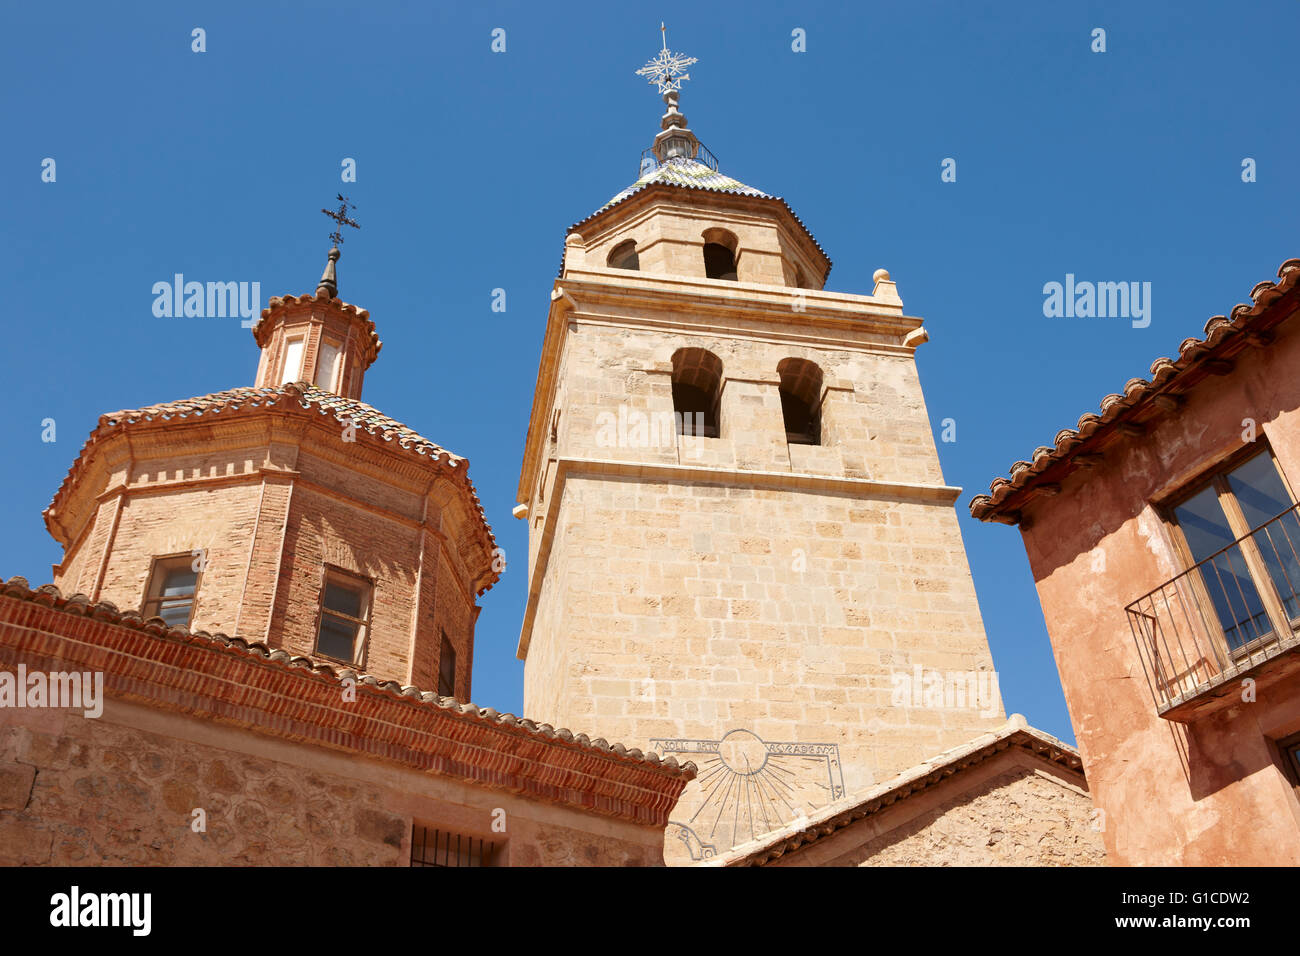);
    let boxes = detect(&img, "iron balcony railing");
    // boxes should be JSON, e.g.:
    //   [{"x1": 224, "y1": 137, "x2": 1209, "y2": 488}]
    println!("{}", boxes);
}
[
  {"x1": 1126, "y1": 502, "x2": 1300, "y2": 716},
  {"x1": 638, "y1": 141, "x2": 720, "y2": 177}
]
